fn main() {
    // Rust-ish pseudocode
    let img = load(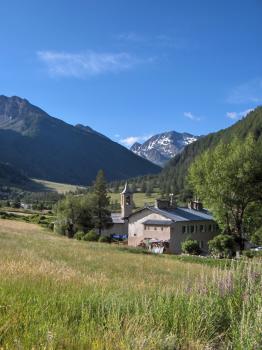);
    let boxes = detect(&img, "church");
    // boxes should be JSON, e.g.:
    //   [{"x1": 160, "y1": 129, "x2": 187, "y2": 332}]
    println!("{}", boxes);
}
[
  {"x1": 102, "y1": 183, "x2": 219, "y2": 254},
  {"x1": 100, "y1": 182, "x2": 133, "y2": 237}
]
